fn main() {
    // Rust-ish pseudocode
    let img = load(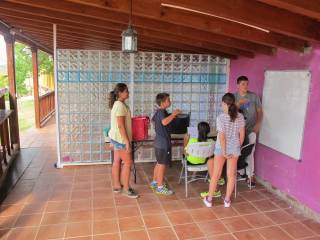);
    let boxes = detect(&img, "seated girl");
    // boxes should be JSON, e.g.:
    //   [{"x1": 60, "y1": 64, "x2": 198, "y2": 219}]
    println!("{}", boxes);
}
[{"x1": 184, "y1": 122, "x2": 225, "y2": 198}]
